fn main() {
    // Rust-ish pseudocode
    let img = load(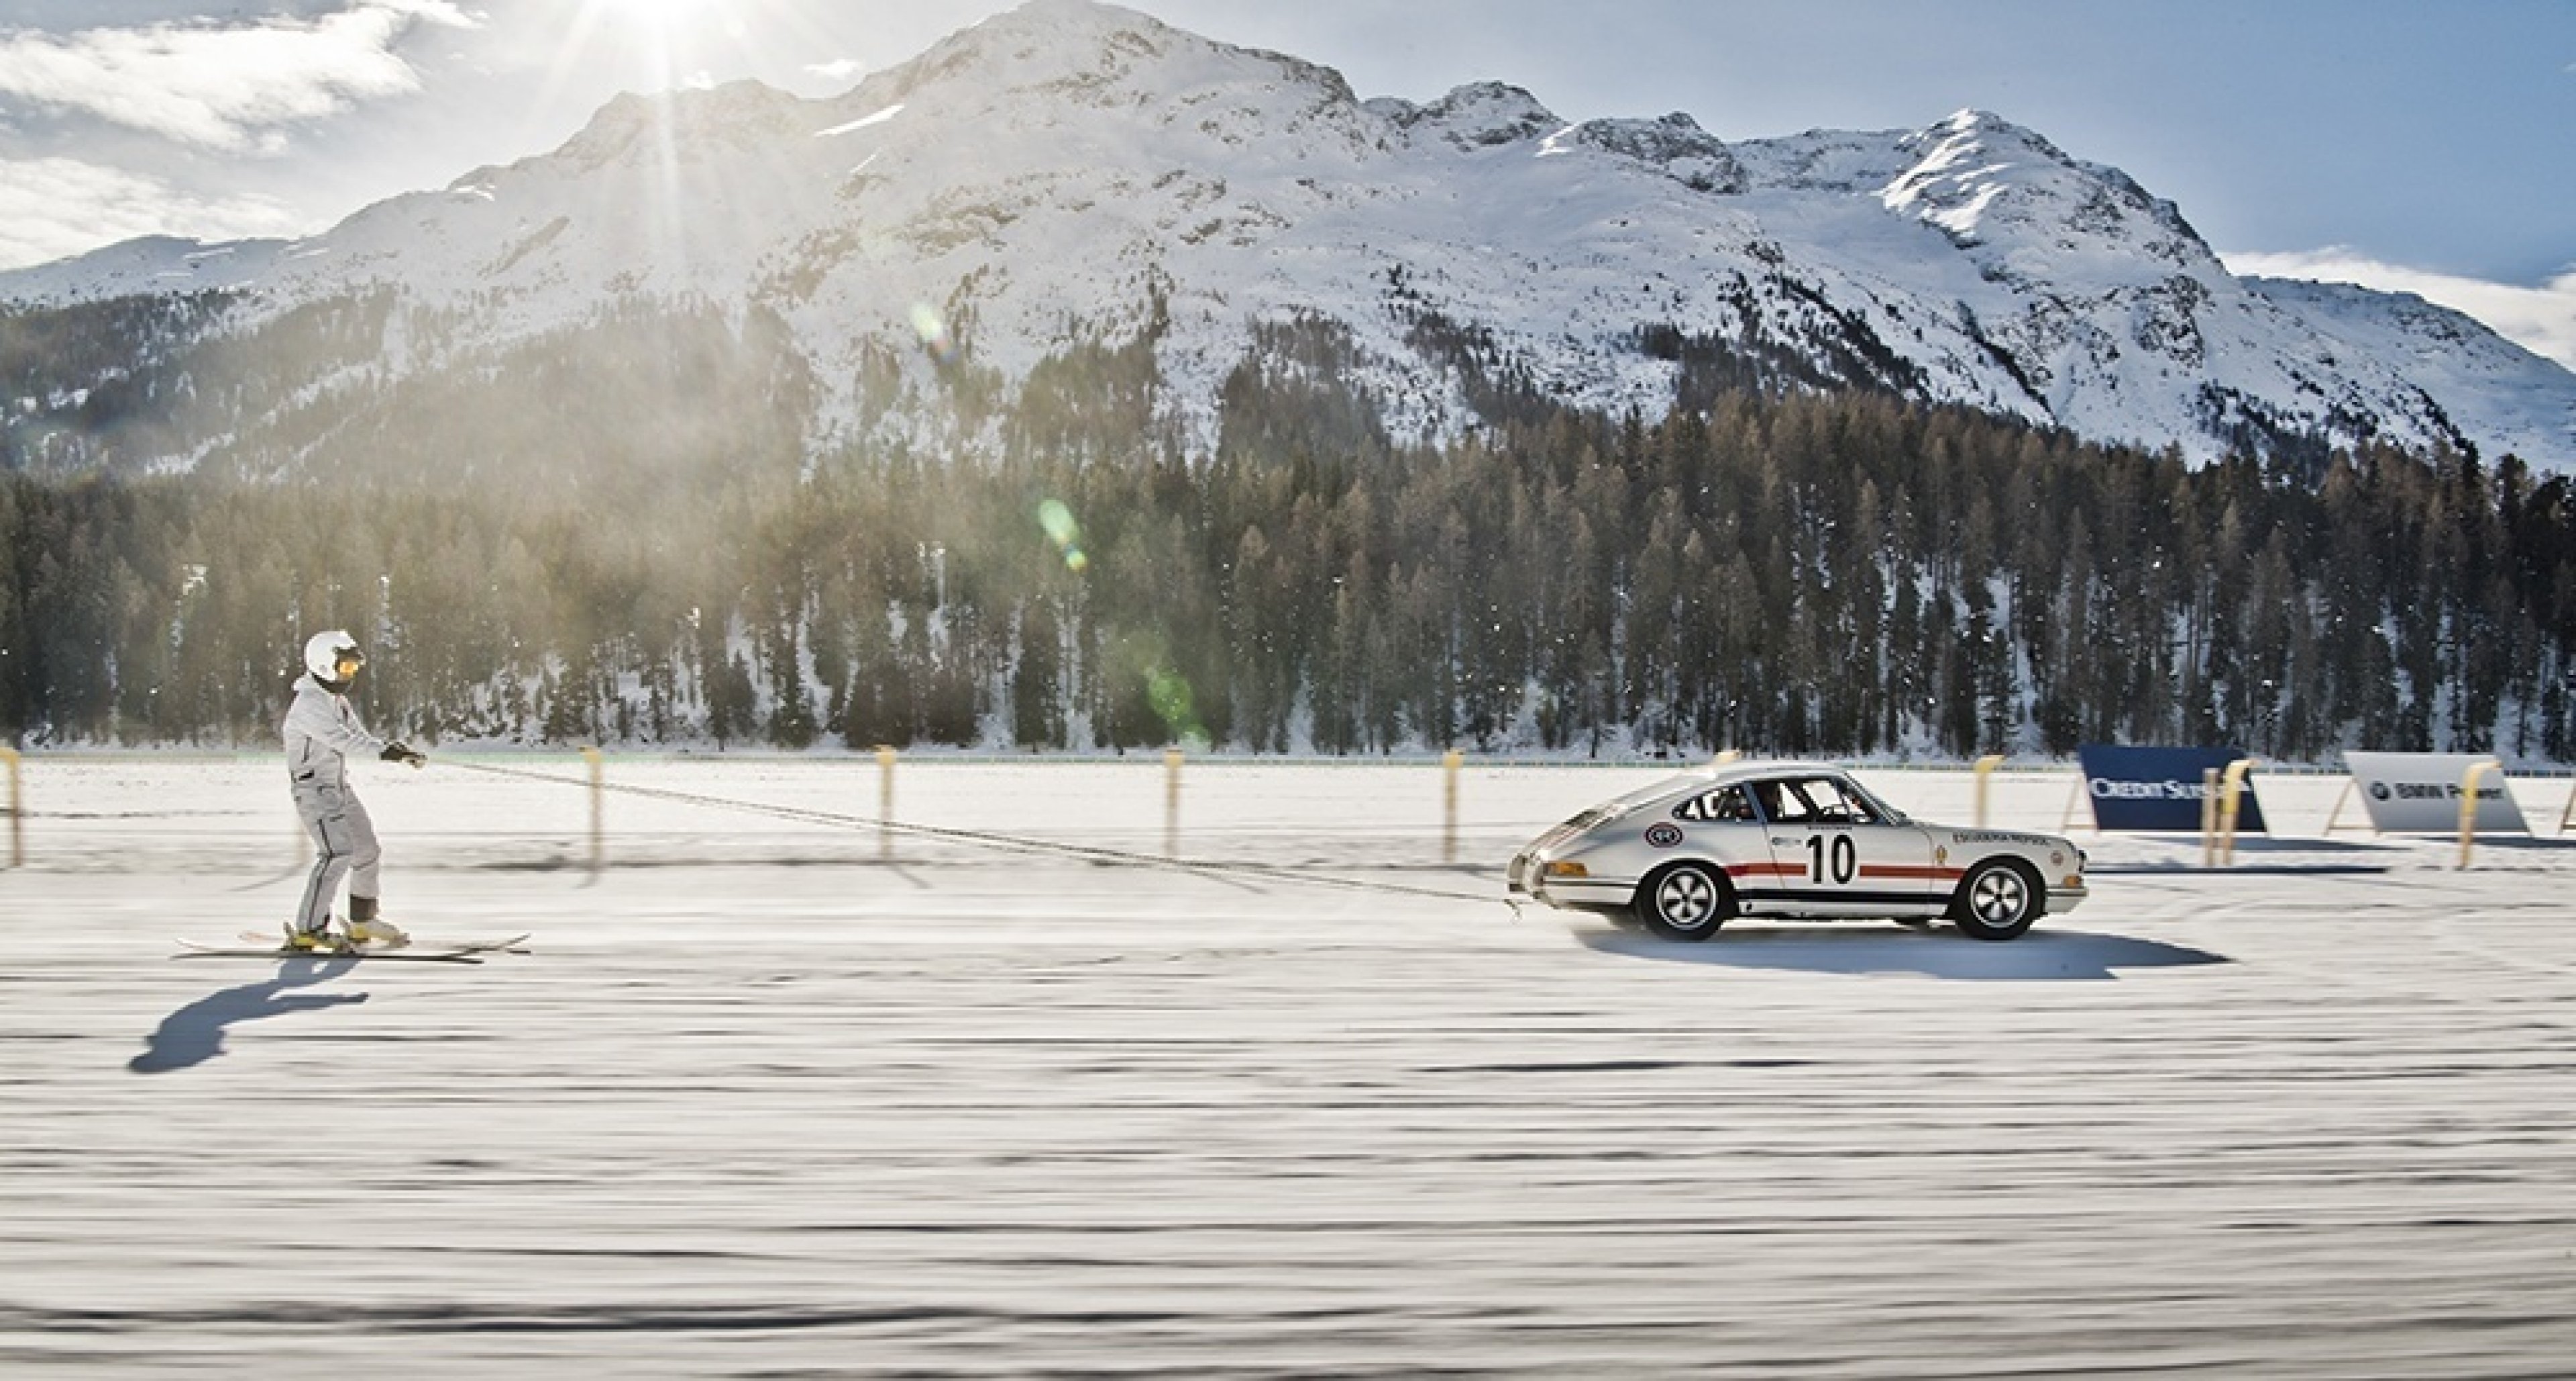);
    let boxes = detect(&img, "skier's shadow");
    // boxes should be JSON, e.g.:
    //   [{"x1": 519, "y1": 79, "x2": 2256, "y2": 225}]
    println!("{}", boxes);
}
[{"x1": 129, "y1": 958, "x2": 367, "y2": 1074}]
